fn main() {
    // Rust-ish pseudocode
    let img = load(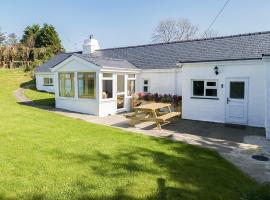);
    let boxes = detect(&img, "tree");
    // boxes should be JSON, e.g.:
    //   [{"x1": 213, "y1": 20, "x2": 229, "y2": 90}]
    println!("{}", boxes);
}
[
  {"x1": 21, "y1": 24, "x2": 40, "y2": 48},
  {"x1": 0, "y1": 28, "x2": 6, "y2": 45},
  {"x1": 35, "y1": 23, "x2": 63, "y2": 53},
  {"x1": 151, "y1": 18, "x2": 220, "y2": 43},
  {"x1": 152, "y1": 18, "x2": 199, "y2": 43},
  {"x1": 201, "y1": 29, "x2": 219, "y2": 39},
  {"x1": 6, "y1": 33, "x2": 18, "y2": 46}
]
